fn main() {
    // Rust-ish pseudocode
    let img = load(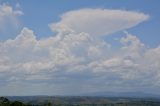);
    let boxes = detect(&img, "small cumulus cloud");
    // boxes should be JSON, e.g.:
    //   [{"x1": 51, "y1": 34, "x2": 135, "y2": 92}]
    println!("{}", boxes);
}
[{"x1": 0, "y1": 3, "x2": 23, "y2": 33}]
